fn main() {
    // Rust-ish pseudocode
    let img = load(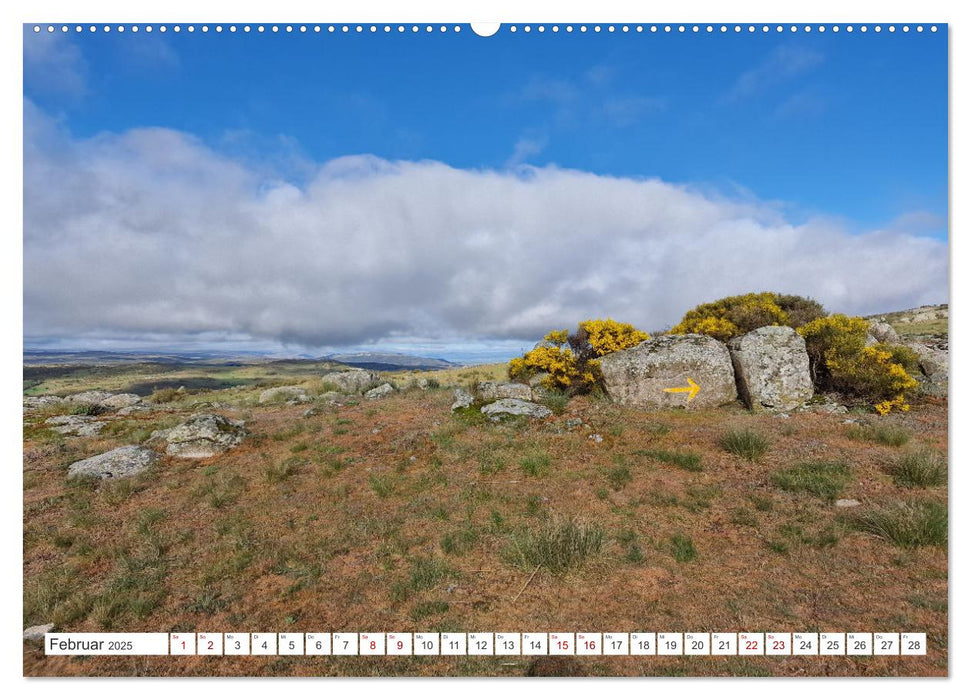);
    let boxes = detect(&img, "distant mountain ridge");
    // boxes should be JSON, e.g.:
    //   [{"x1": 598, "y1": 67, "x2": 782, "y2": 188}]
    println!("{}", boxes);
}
[{"x1": 325, "y1": 352, "x2": 459, "y2": 371}]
